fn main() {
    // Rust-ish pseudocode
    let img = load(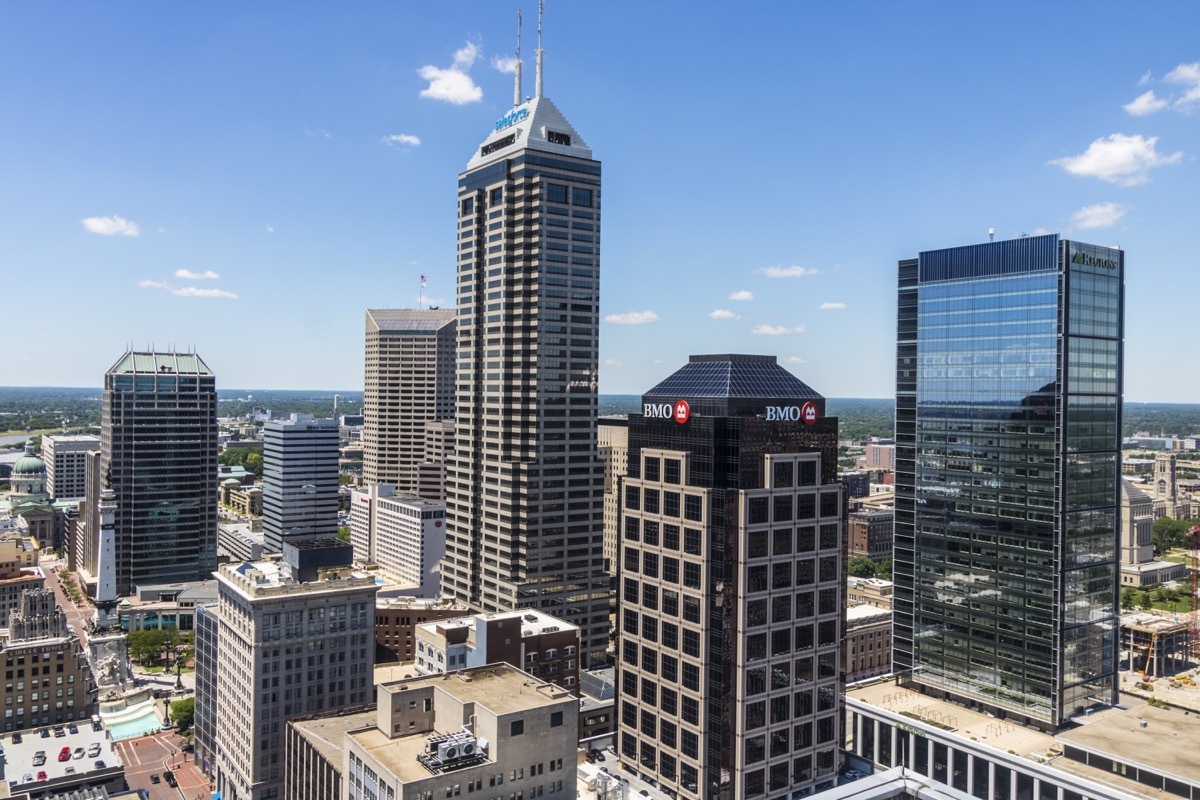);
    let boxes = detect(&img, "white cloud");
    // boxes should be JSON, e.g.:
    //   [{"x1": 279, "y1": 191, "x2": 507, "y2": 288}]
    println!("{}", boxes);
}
[
  {"x1": 784, "y1": 356, "x2": 807, "y2": 366},
  {"x1": 418, "y1": 42, "x2": 483, "y2": 104},
  {"x1": 1124, "y1": 90, "x2": 1167, "y2": 116},
  {"x1": 1030, "y1": 227, "x2": 1053, "y2": 236},
  {"x1": 382, "y1": 133, "x2": 422, "y2": 148},
  {"x1": 1165, "y1": 61, "x2": 1200, "y2": 111},
  {"x1": 605, "y1": 310, "x2": 660, "y2": 325},
  {"x1": 175, "y1": 269, "x2": 220, "y2": 280},
  {"x1": 1072, "y1": 202, "x2": 1129, "y2": 230},
  {"x1": 760, "y1": 265, "x2": 818, "y2": 278},
  {"x1": 1139, "y1": 70, "x2": 1153, "y2": 86},
  {"x1": 603, "y1": 358, "x2": 621, "y2": 367},
  {"x1": 728, "y1": 290, "x2": 754, "y2": 301},
  {"x1": 492, "y1": 56, "x2": 518, "y2": 75},
  {"x1": 819, "y1": 302, "x2": 846, "y2": 311},
  {"x1": 1050, "y1": 133, "x2": 1182, "y2": 186},
  {"x1": 82, "y1": 214, "x2": 139, "y2": 237},
  {"x1": 751, "y1": 324, "x2": 806, "y2": 336},
  {"x1": 709, "y1": 309, "x2": 740, "y2": 320},
  {"x1": 173, "y1": 287, "x2": 239, "y2": 299},
  {"x1": 265, "y1": 225, "x2": 275, "y2": 234},
  {"x1": 140, "y1": 279, "x2": 238, "y2": 299}
]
